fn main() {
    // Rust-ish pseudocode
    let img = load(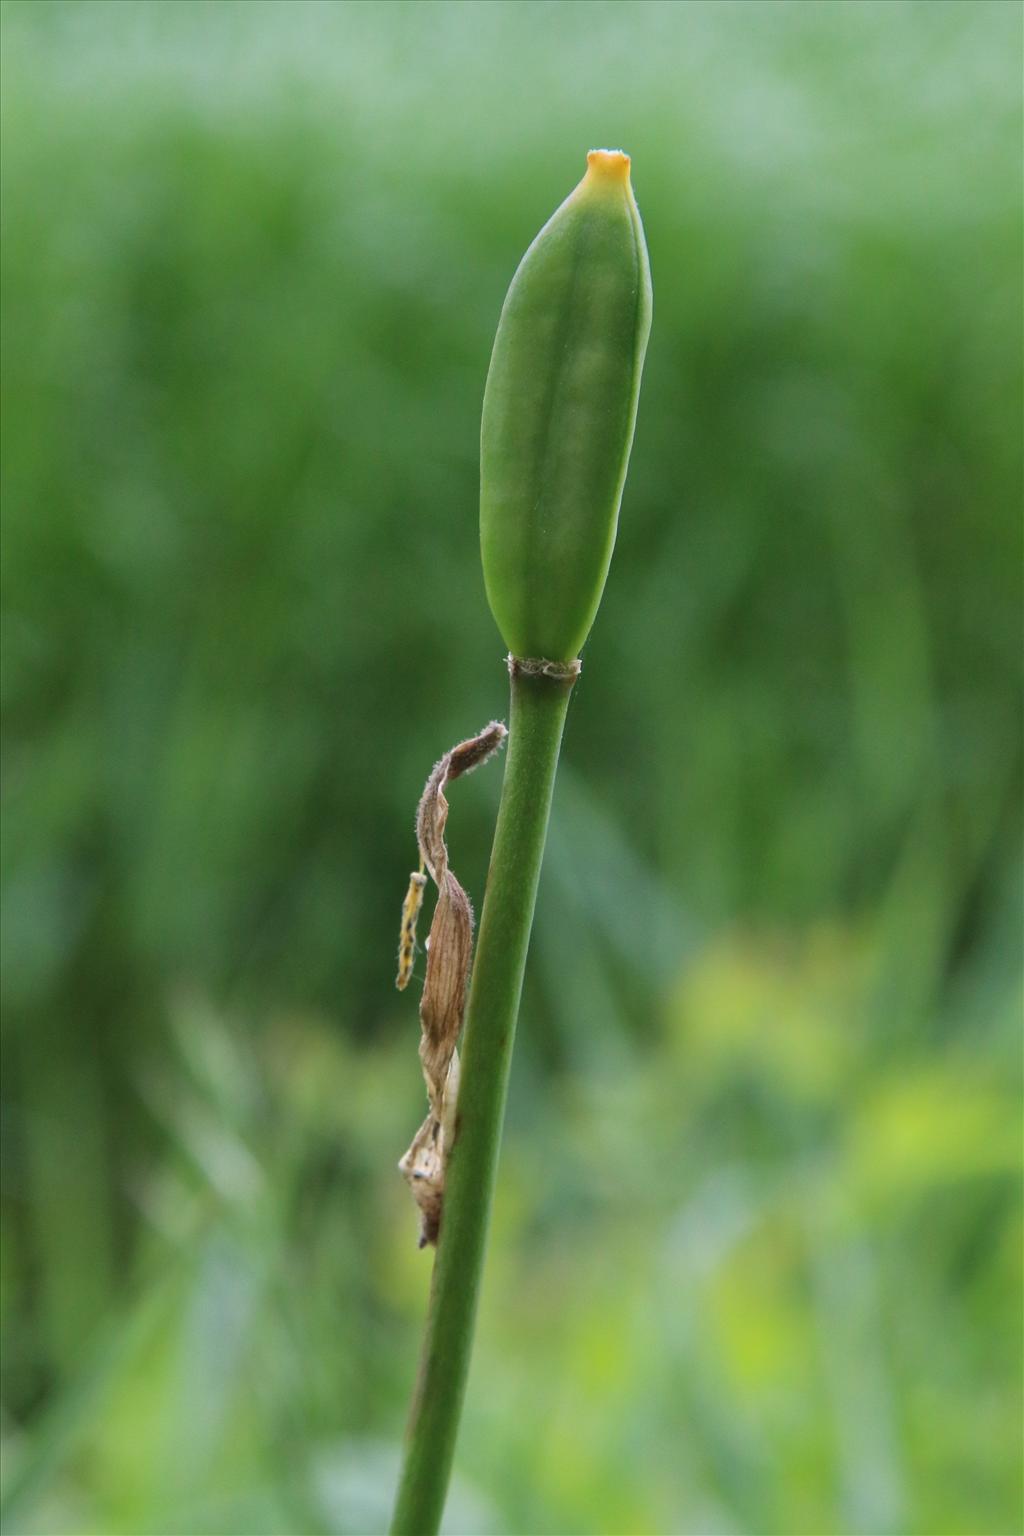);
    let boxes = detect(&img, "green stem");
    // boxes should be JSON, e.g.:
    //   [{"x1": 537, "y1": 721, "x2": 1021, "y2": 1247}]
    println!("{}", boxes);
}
[{"x1": 390, "y1": 666, "x2": 576, "y2": 1536}]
